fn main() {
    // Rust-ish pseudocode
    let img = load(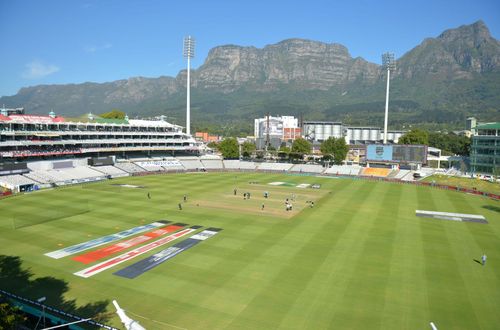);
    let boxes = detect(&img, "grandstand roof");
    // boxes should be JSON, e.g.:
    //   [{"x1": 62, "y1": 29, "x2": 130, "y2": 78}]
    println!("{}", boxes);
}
[
  {"x1": 128, "y1": 119, "x2": 181, "y2": 128},
  {"x1": 1, "y1": 114, "x2": 65, "y2": 123},
  {"x1": 475, "y1": 122, "x2": 500, "y2": 130},
  {"x1": 93, "y1": 118, "x2": 129, "y2": 125}
]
